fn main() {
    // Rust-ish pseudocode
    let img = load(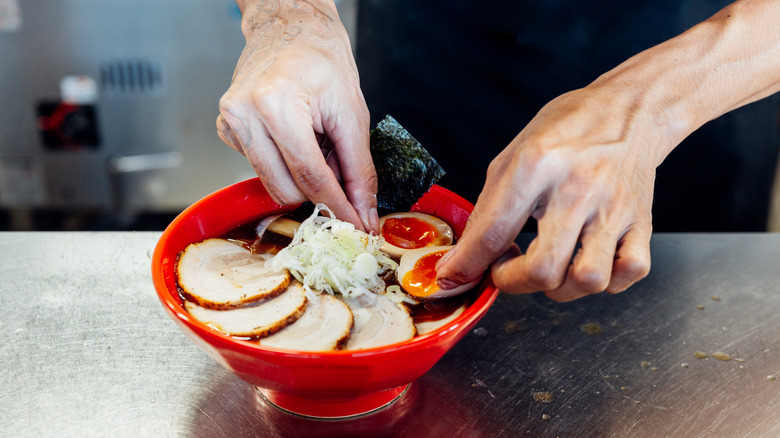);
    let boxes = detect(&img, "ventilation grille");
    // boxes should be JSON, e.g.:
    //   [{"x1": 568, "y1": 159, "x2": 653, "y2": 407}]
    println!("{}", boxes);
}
[{"x1": 100, "y1": 59, "x2": 164, "y2": 96}]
